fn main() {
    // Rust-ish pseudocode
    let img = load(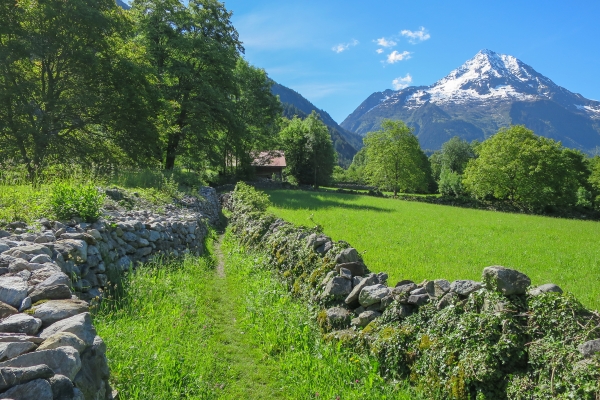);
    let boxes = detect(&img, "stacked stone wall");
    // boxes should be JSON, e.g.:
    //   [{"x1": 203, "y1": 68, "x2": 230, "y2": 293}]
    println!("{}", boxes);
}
[{"x1": 0, "y1": 187, "x2": 220, "y2": 399}]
